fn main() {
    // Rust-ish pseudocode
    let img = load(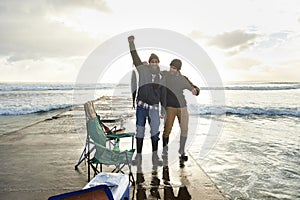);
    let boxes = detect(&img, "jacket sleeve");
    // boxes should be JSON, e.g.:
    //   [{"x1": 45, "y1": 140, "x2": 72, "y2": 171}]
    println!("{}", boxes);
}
[
  {"x1": 183, "y1": 75, "x2": 200, "y2": 96},
  {"x1": 131, "y1": 70, "x2": 137, "y2": 105},
  {"x1": 128, "y1": 40, "x2": 143, "y2": 67},
  {"x1": 160, "y1": 74, "x2": 167, "y2": 115}
]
